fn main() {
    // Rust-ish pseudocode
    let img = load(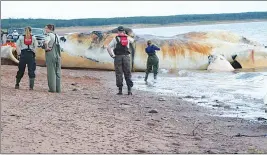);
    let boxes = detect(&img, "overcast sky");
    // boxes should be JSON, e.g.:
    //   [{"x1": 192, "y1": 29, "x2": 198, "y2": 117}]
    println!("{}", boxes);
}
[{"x1": 2, "y1": 1, "x2": 267, "y2": 19}]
